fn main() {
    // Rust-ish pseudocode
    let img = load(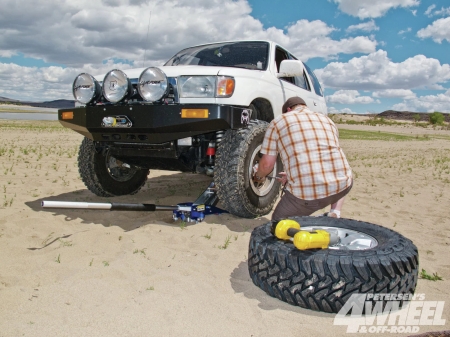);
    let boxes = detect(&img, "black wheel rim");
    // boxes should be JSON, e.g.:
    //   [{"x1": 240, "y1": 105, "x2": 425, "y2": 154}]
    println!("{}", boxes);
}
[{"x1": 105, "y1": 154, "x2": 137, "y2": 182}]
